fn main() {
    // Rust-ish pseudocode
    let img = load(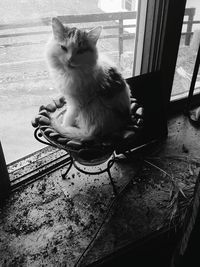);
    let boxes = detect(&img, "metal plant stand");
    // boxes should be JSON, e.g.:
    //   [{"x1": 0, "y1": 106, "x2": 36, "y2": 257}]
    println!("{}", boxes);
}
[
  {"x1": 34, "y1": 127, "x2": 119, "y2": 196},
  {"x1": 32, "y1": 96, "x2": 145, "y2": 197},
  {"x1": 61, "y1": 154, "x2": 118, "y2": 196}
]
